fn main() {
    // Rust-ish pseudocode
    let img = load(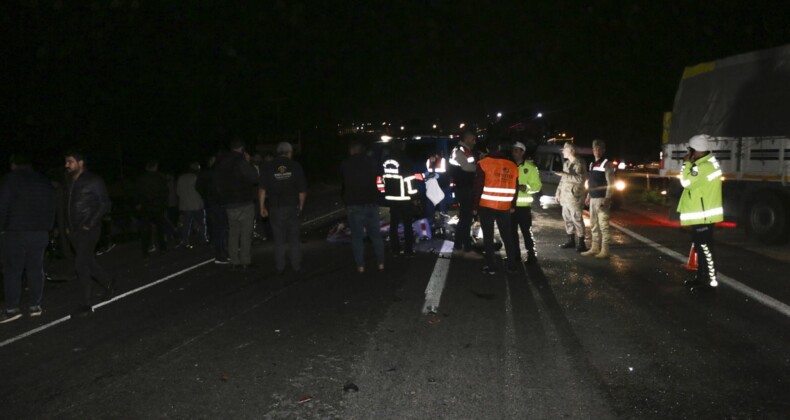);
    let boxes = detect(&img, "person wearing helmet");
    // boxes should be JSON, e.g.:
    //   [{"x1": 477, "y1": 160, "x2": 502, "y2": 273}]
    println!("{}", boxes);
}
[
  {"x1": 510, "y1": 141, "x2": 542, "y2": 264},
  {"x1": 678, "y1": 134, "x2": 723, "y2": 293}
]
